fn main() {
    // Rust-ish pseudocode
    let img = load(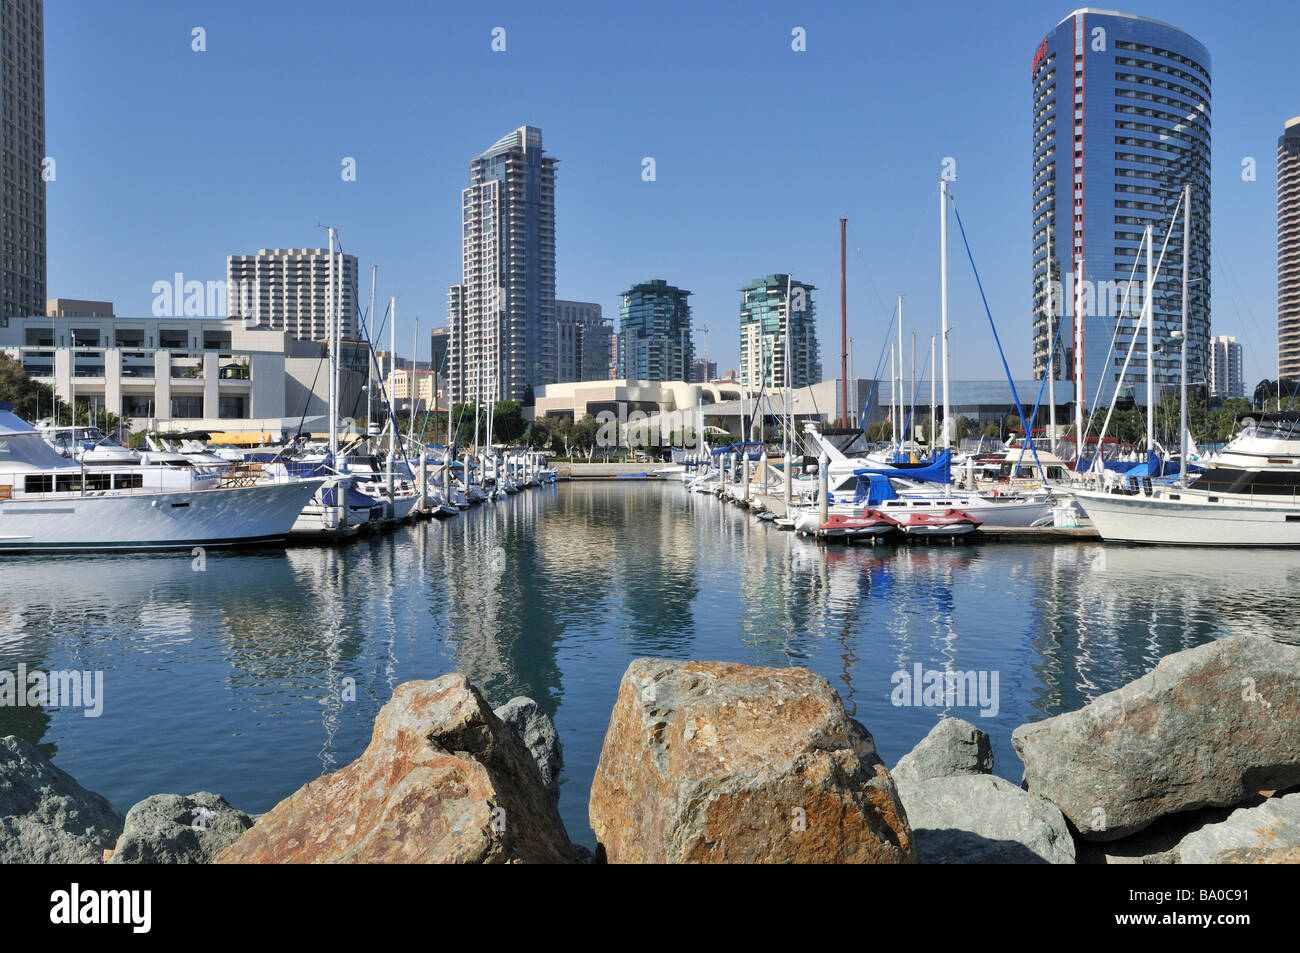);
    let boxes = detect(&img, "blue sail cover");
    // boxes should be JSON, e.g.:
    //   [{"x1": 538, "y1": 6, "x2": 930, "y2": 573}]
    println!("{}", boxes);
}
[
  {"x1": 853, "y1": 473, "x2": 900, "y2": 506},
  {"x1": 320, "y1": 483, "x2": 380, "y2": 510},
  {"x1": 853, "y1": 449, "x2": 952, "y2": 485},
  {"x1": 285, "y1": 453, "x2": 333, "y2": 478},
  {"x1": 709, "y1": 441, "x2": 765, "y2": 459}
]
